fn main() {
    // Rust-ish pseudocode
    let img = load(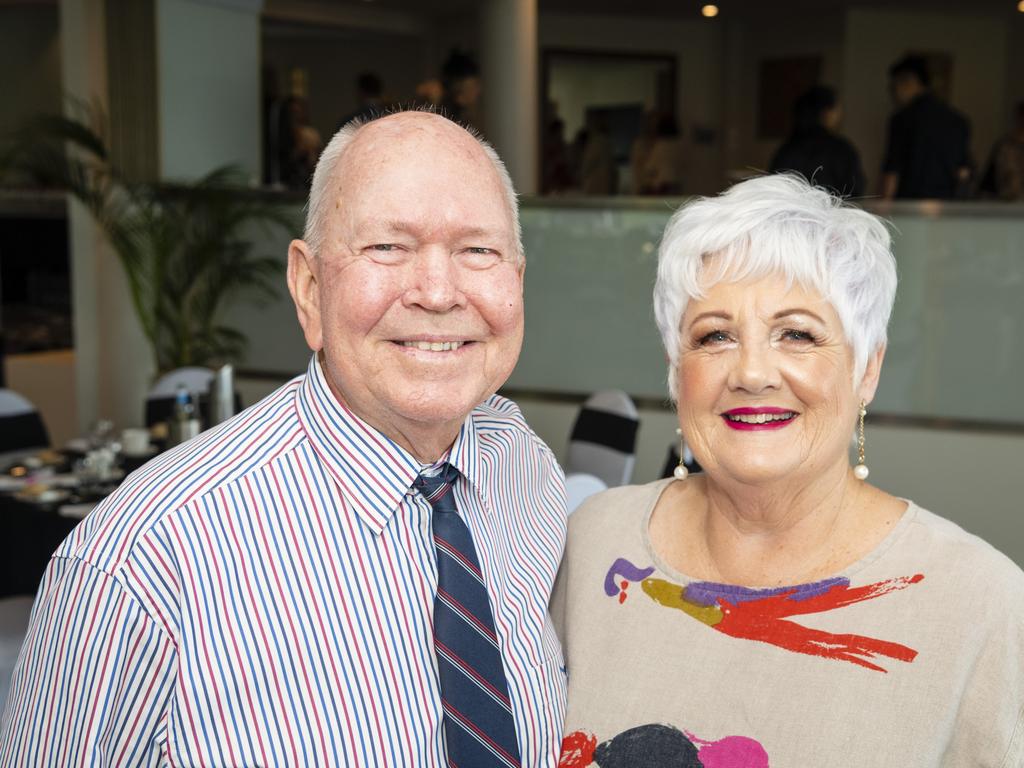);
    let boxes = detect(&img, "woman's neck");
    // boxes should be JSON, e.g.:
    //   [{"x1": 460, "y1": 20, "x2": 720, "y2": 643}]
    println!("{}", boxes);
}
[{"x1": 689, "y1": 462, "x2": 893, "y2": 586}]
